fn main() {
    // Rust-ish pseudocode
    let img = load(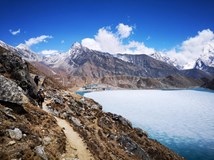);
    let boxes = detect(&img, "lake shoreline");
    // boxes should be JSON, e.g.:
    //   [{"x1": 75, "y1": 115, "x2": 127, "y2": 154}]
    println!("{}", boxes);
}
[
  {"x1": 76, "y1": 87, "x2": 214, "y2": 96},
  {"x1": 84, "y1": 89, "x2": 214, "y2": 160}
]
